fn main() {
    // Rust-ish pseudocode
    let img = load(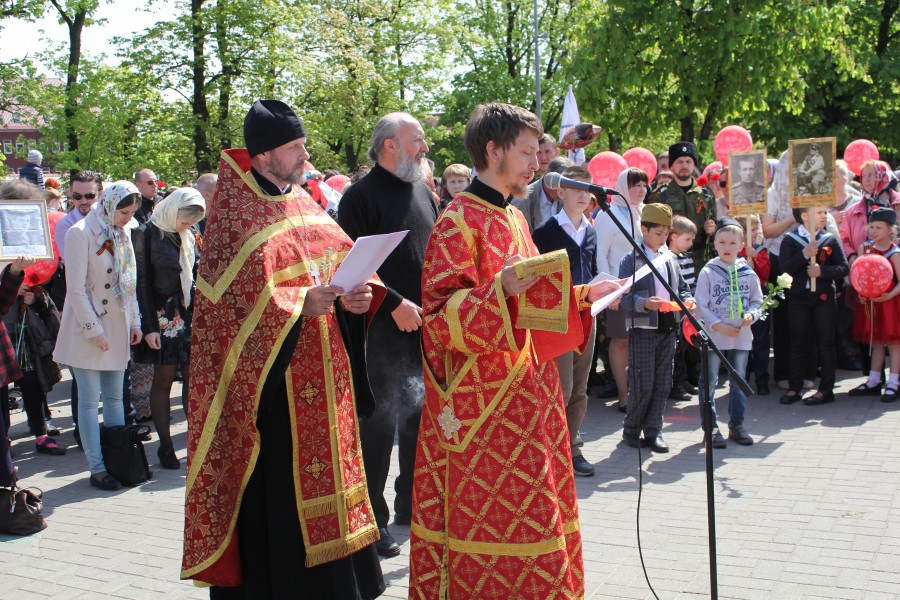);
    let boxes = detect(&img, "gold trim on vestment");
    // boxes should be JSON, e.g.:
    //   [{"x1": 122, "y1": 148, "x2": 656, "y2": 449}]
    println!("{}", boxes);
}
[
  {"x1": 446, "y1": 289, "x2": 468, "y2": 352},
  {"x1": 186, "y1": 266, "x2": 309, "y2": 495},
  {"x1": 442, "y1": 209, "x2": 477, "y2": 258},
  {"x1": 320, "y1": 314, "x2": 348, "y2": 542},
  {"x1": 196, "y1": 230, "x2": 343, "y2": 304},
  {"x1": 221, "y1": 150, "x2": 293, "y2": 202},
  {"x1": 456, "y1": 191, "x2": 506, "y2": 213},
  {"x1": 422, "y1": 330, "x2": 531, "y2": 454},
  {"x1": 494, "y1": 272, "x2": 520, "y2": 353},
  {"x1": 181, "y1": 286, "x2": 306, "y2": 579},
  {"x1": 411, "y1": 519, "x2": 580, "y2": 557}
]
